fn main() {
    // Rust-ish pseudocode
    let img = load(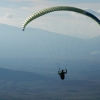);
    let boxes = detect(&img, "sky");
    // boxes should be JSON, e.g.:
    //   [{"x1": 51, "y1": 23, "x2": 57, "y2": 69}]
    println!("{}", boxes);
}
[{"x1": 0, "y1": 0, "x2": 100, "y2": 38}]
